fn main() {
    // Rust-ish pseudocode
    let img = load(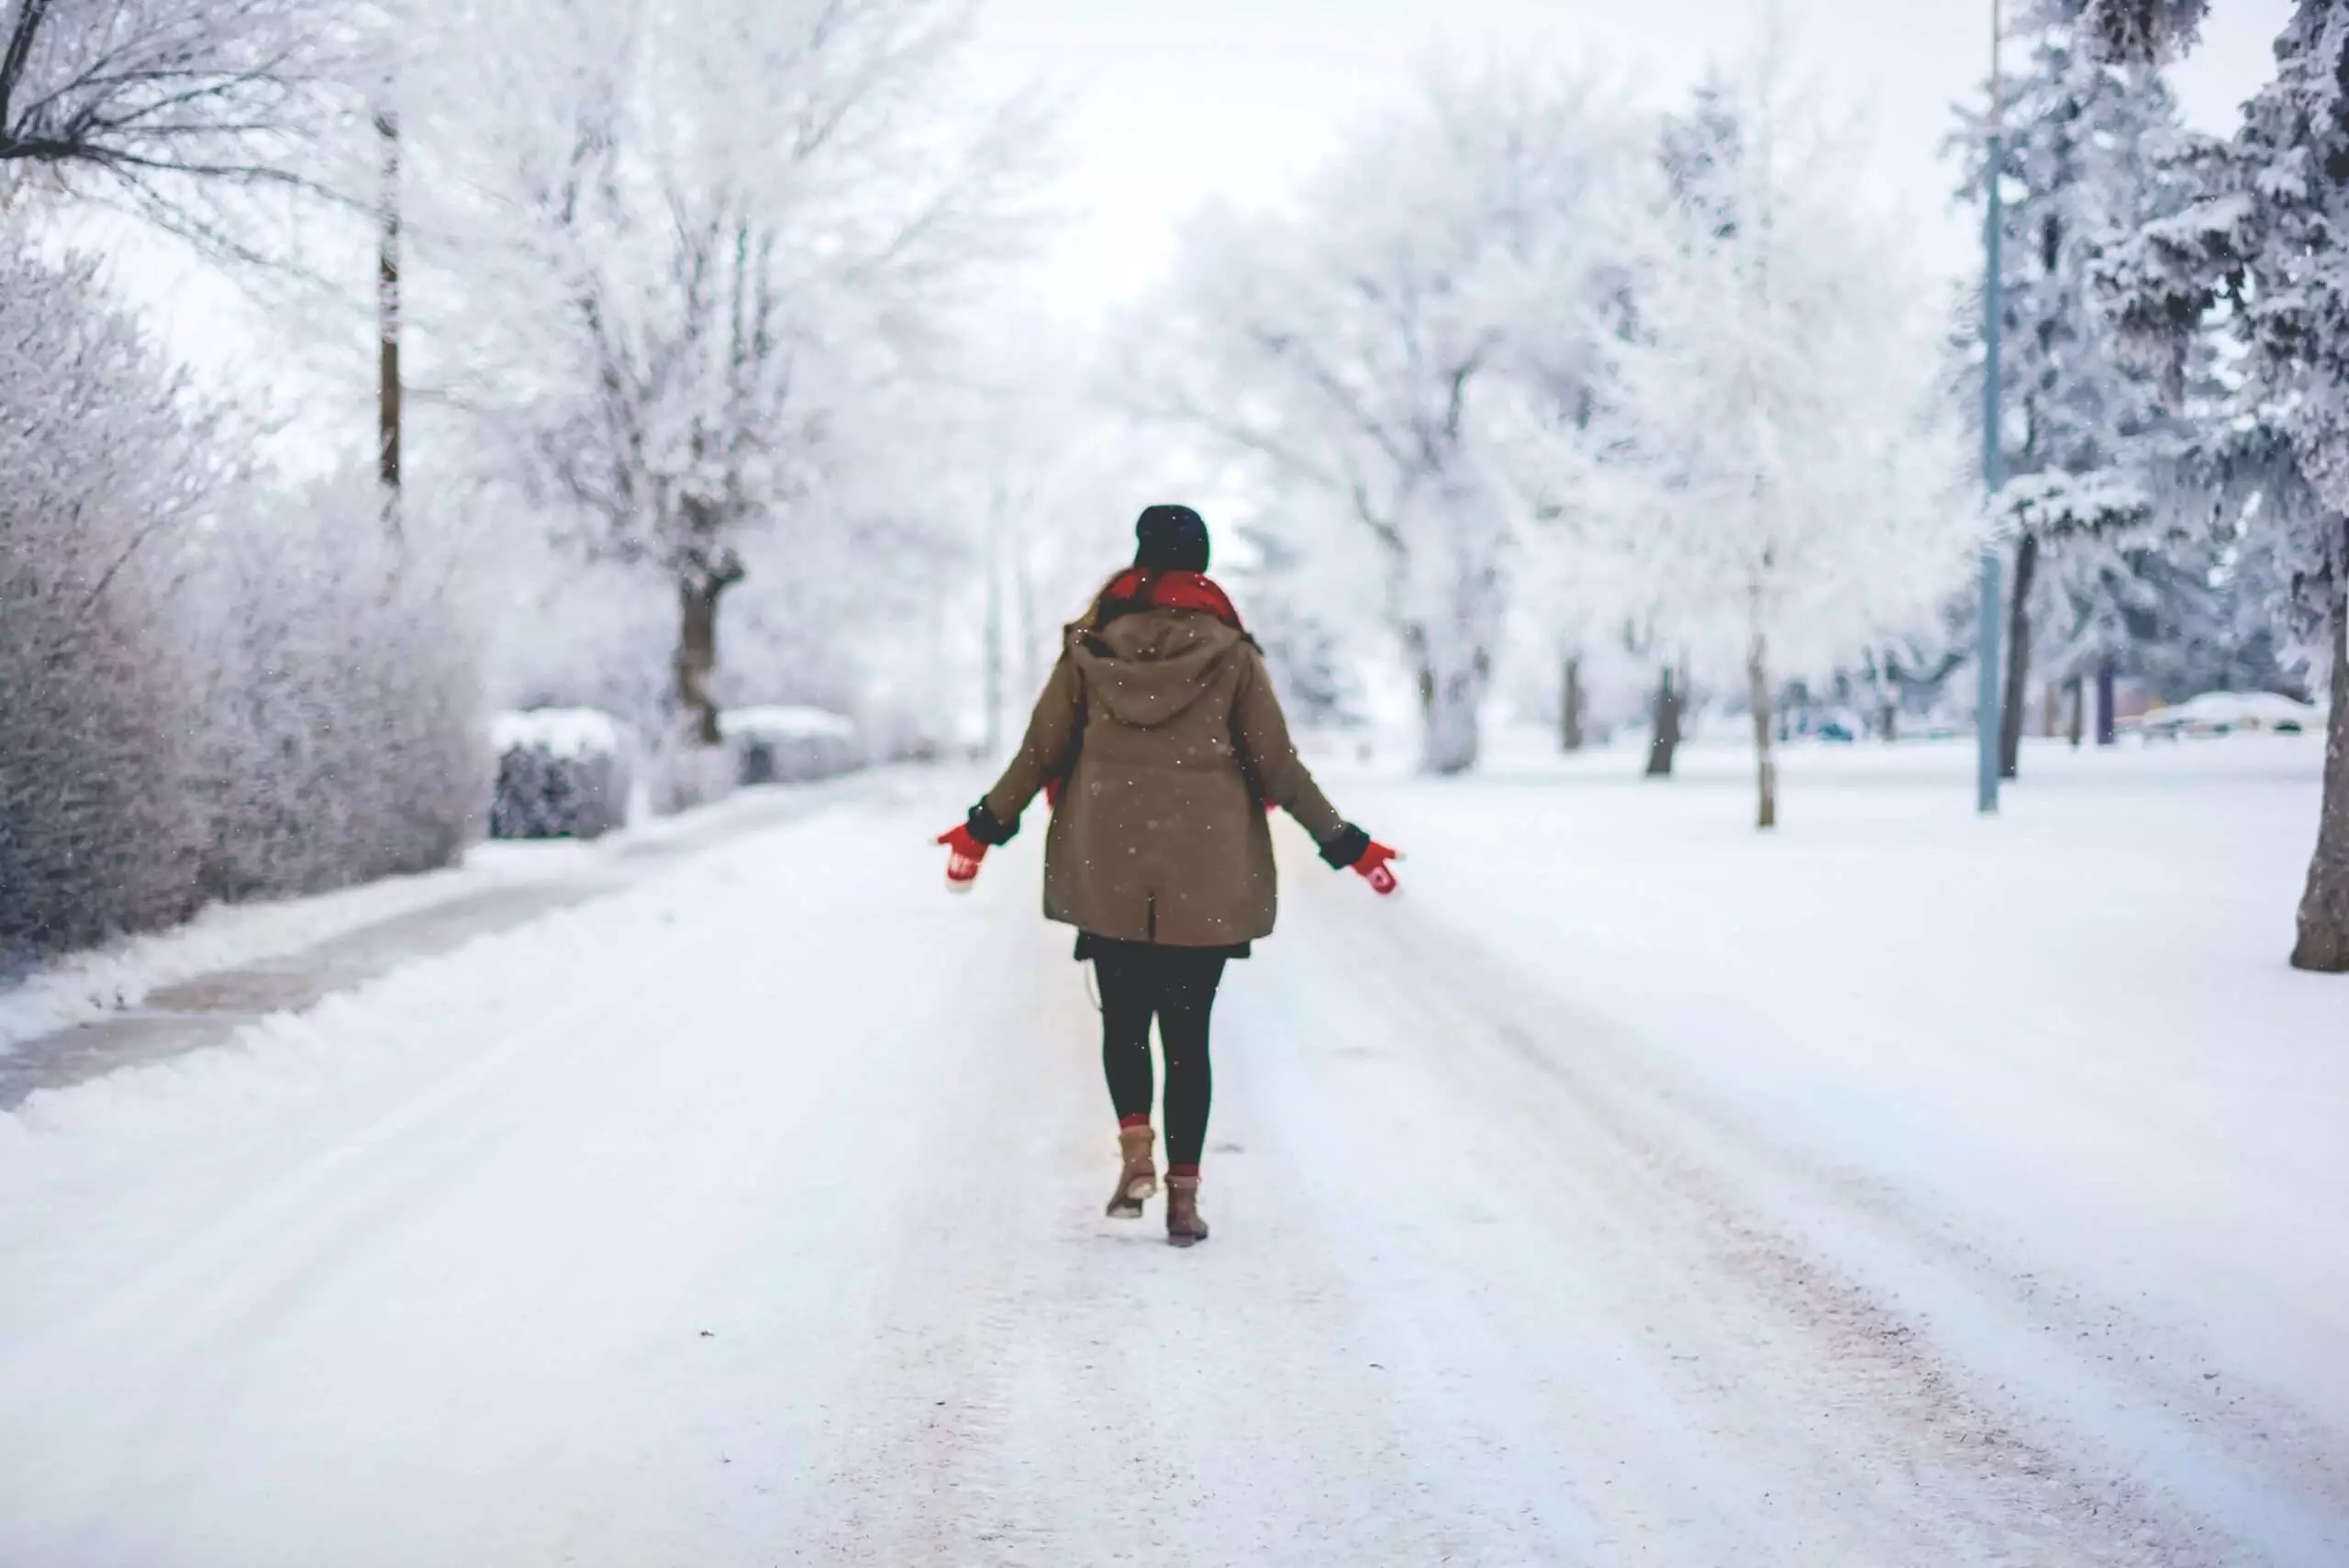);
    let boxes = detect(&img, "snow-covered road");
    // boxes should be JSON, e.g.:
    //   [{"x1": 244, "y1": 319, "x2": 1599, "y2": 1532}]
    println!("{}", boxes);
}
[{"x1": 2, "y1": 754, "x2": 2342, "y2": 1566}]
